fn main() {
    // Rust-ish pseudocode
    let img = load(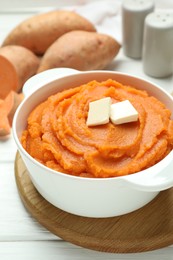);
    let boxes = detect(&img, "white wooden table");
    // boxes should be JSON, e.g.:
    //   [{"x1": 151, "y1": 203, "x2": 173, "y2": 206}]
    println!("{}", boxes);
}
[{"x1": 1, "y1": 2, "x2": 173, "y2": 259}]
